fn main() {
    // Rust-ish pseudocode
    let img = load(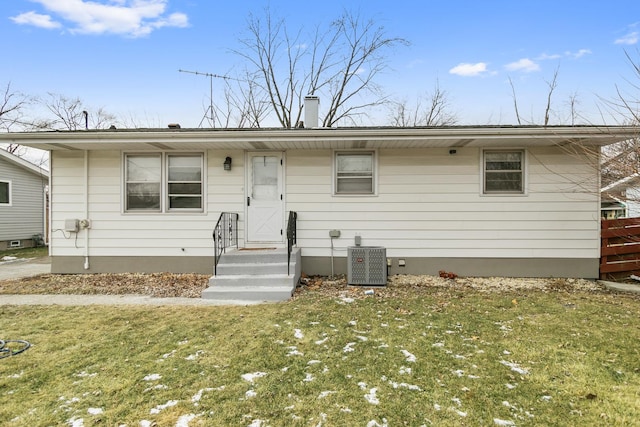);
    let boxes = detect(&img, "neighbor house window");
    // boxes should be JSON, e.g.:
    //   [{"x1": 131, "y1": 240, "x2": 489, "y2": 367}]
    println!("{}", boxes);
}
[
  {"x1": 124, "y1": 153, "x2": 203, "y2": 212},
  {"x1": 335, "y1": 151, "x2": 375, "y2": 195},
  {"x1": 483, "y1": 150, "x2": 524, "y2": 194},
  {"x1": 0, "y1": 180, "x2": 11, "y2": 205}
]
